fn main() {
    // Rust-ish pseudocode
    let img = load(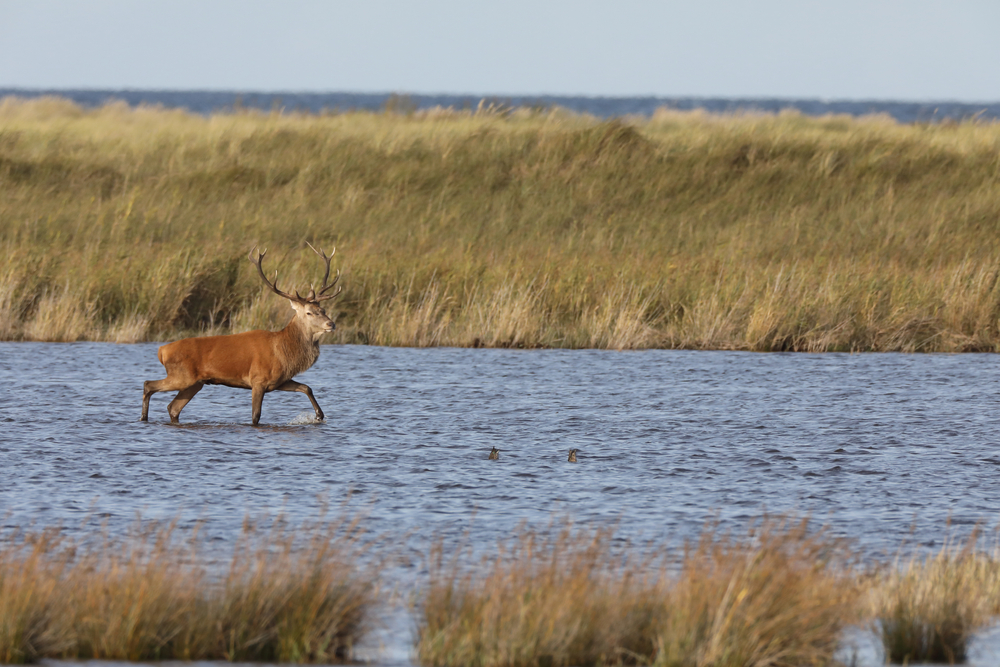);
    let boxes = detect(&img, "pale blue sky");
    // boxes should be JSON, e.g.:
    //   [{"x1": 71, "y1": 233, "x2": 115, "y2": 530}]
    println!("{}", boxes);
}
[{"x1": 1, "y1": 1, "x2": 998, "y2": 101}]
